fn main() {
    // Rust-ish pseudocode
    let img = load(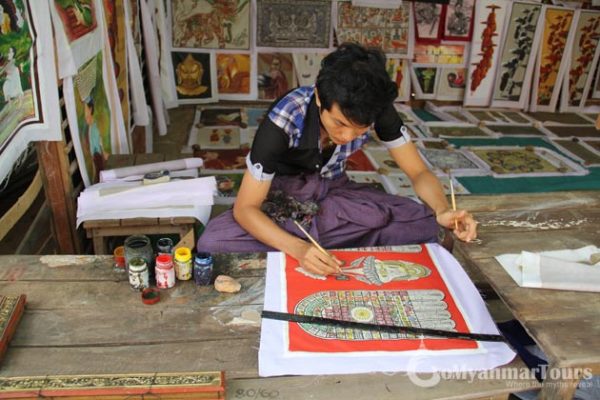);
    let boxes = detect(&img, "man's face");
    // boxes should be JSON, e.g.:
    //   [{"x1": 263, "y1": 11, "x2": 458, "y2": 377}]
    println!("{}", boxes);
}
[{"x1": 318, "y1": 102, "x2": 370, "y2": 145}]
